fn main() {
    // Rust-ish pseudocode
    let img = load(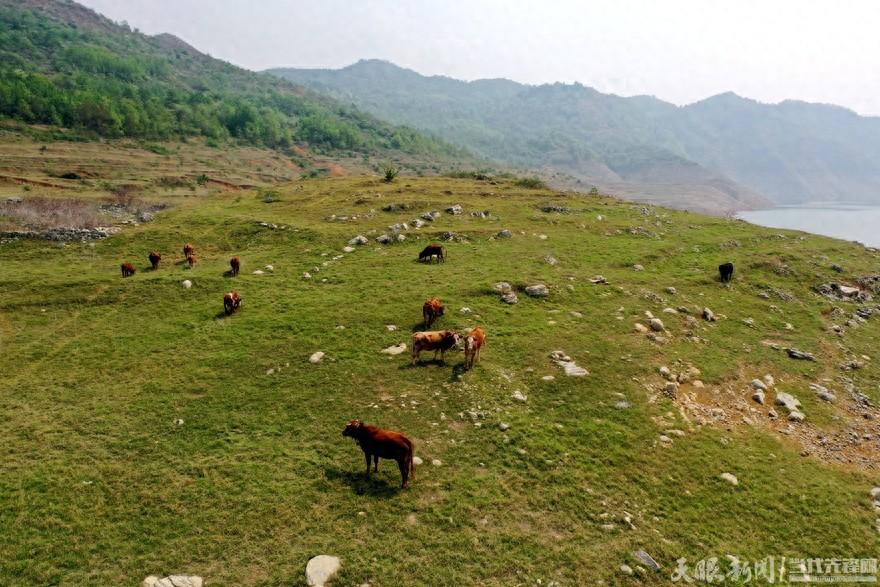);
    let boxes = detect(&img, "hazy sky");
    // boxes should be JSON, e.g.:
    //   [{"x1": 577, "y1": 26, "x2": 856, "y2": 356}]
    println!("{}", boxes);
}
[{"x1": 80, "y1": 0, "x2": 880, "y2": 115}]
